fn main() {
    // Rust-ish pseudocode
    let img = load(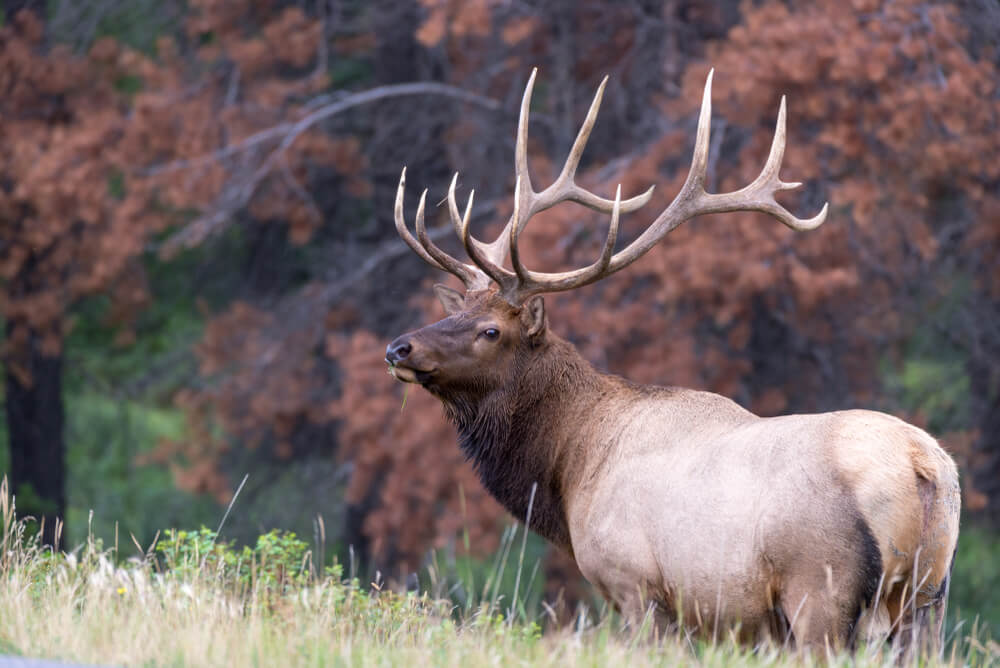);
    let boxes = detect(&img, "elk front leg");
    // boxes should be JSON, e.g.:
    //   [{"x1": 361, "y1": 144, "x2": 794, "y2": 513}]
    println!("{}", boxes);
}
[{"x1": 609, "y1": 584, "x2": 674, "y2": 636}]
